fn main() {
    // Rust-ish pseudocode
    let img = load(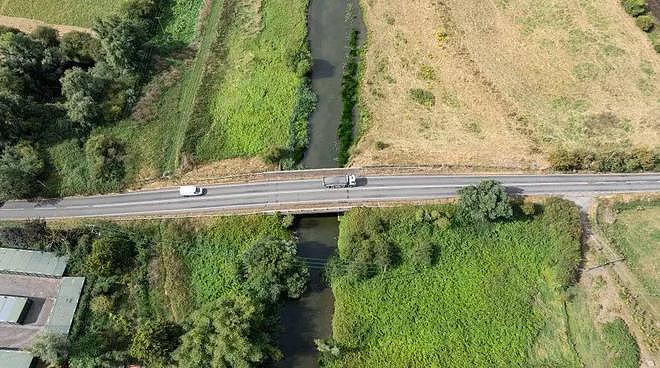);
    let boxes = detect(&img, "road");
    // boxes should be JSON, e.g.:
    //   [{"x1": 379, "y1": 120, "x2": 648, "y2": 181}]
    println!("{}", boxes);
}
[{"x1": 1, "y1": 174, "x2": 659, "y2": 220}]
